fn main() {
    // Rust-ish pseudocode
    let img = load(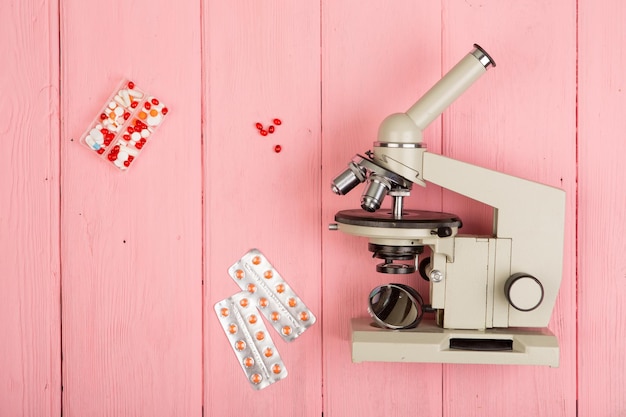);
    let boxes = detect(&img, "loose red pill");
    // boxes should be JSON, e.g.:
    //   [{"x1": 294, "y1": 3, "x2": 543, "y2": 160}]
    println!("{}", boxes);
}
[
  {"x1": 124, "y1": 160, "x2": 130, "y2": 167},
  {"x1": 144, "y1": 102, "x2": 151, "y2": 110},
  {"x1": 130, "y1": 102, "x2": 138, "y2": 109},
  {"x1": 123, "y1": 112, "x2": 130, "y2": 120},
  {"x1": 274, "y1": 145, "x2": 282, "y2": 153},
  {"x1": 268, "y1": 125, "x2": 275, "y2": 133},
  {"x1": 128, "y1": 81, "x2": 135, "y2": 89},
  {"x1": 97, "y1": 148, "x2": 105, "y2": 154},
  {"x1": 100, "y1": 113, "x2": 107, "y2": 120},
  {"x1": 260, "y1": 130, "x2": 268, "y2": 136},
  {"x1": 273, "y1": 118, "x2": 282, "y2": 125},
  {"x1": 151, "y1": 98, "x2": 159, "y2": 105},
  {"x1": 255, "y1": 122, "x2": 263, "y2": 130},
  {"x1": 161, "y1": 107, "x2": 168, "y2": 115}
]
